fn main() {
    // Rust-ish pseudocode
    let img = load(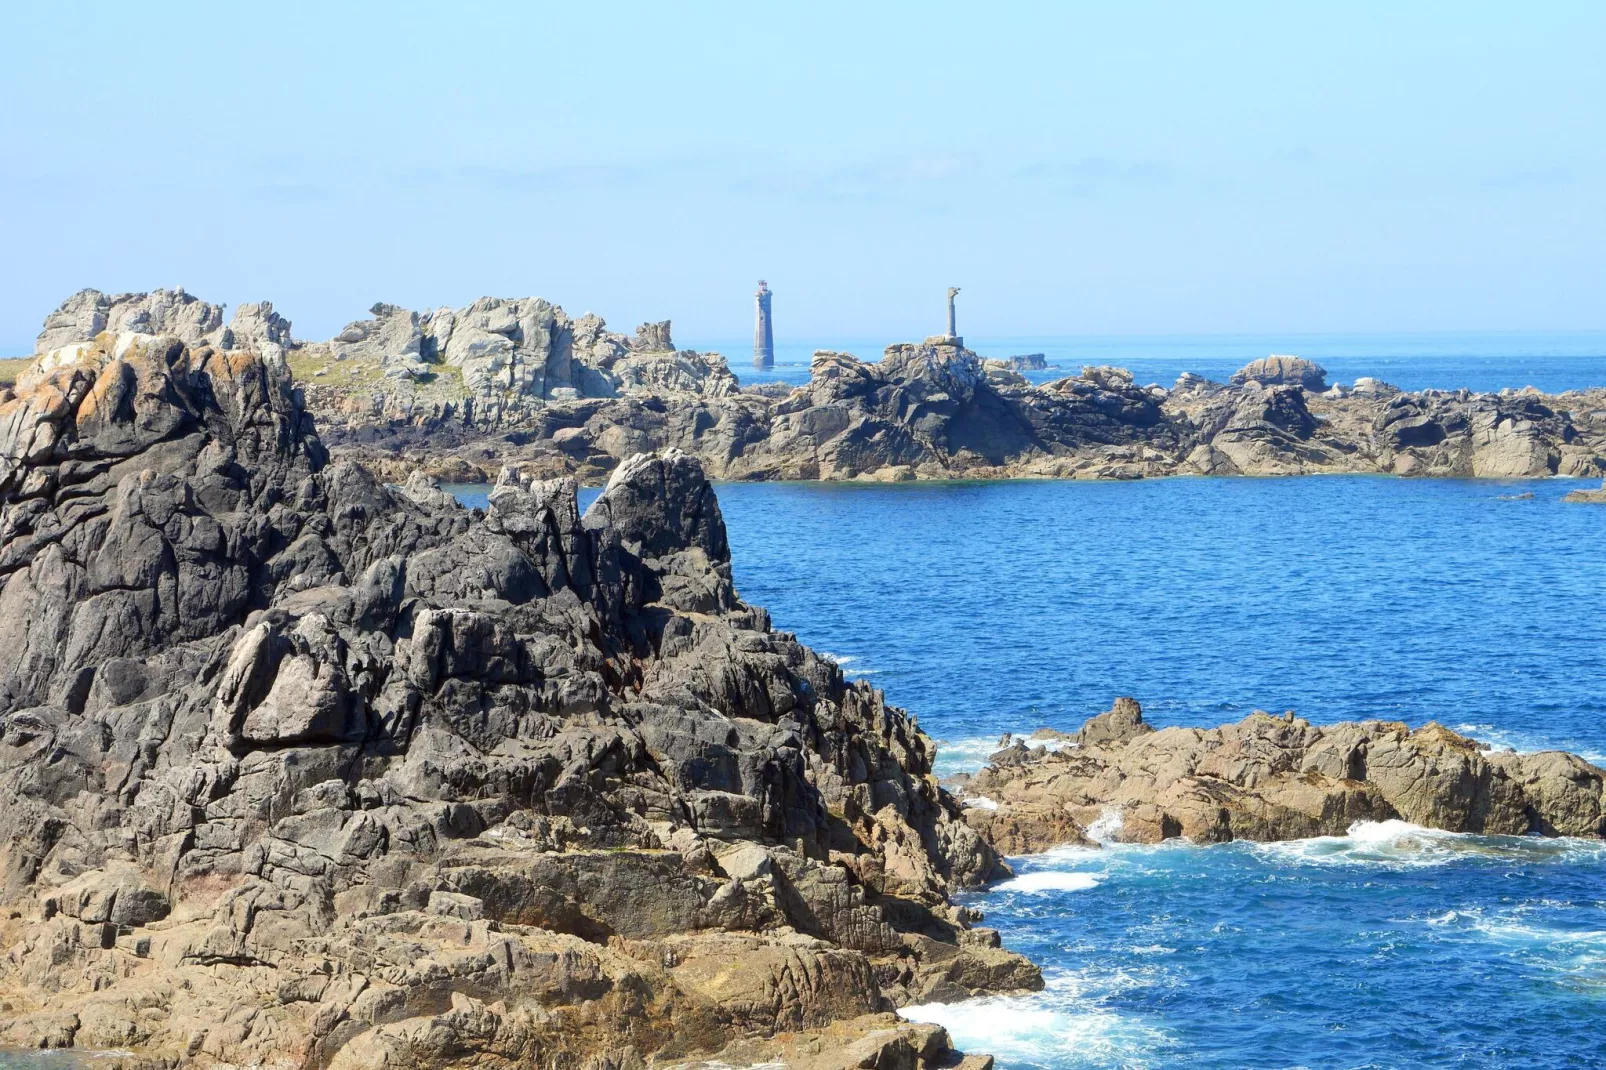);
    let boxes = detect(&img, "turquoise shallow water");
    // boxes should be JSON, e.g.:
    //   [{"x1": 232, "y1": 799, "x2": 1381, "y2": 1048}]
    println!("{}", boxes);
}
[{"x1": 456, "y1": 474, "x2": 1606, "y2": 1068}]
